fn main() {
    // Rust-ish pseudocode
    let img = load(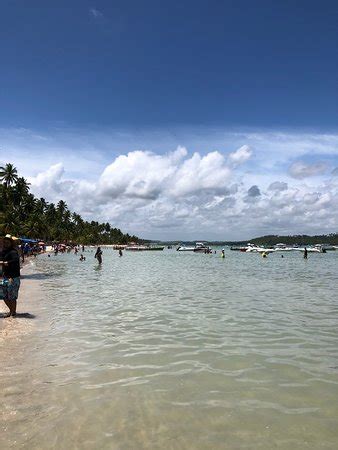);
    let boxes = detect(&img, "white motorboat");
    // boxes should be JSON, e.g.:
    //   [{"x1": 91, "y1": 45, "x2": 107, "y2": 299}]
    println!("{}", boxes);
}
[
  {"x1": 245, "y1": 245, "x2": 275, "y2": 254},
  {"x1": 176, "y1": 245, "x2": 195, "y2": 251},
  {"x1": 177, "y1": 242, "x2": 212, "y2": 253}
]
